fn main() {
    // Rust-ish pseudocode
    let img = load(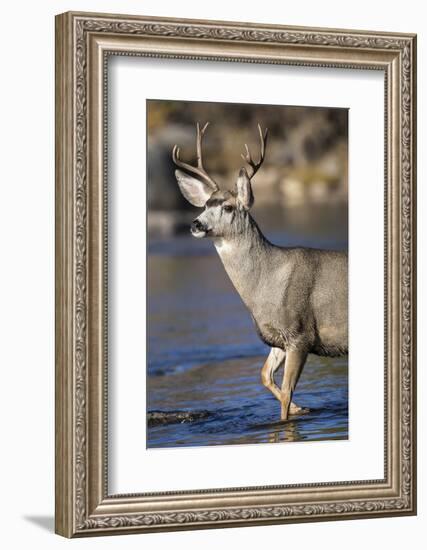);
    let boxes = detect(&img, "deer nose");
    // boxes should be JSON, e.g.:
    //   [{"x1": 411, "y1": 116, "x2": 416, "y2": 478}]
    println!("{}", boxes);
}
[{"x1": 191, "y1": 219, "x2": 205, "y2": 232}]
